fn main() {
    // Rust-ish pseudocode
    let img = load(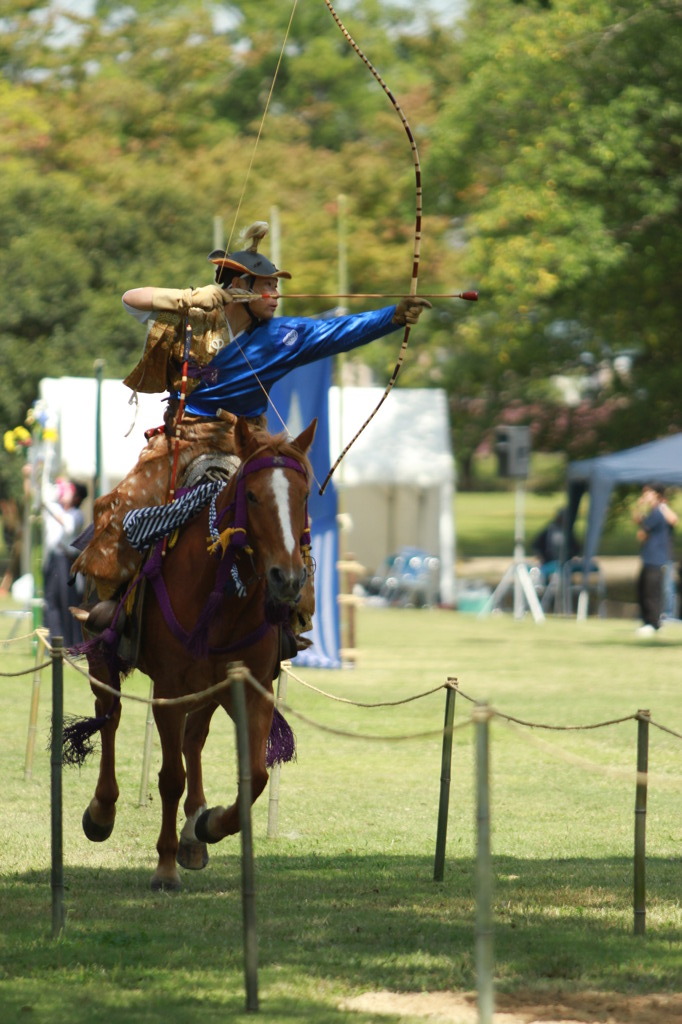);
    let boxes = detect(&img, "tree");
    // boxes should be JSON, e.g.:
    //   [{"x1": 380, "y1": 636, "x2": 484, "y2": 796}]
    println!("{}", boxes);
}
[
  {"x1": 0, "y1": 0, "x2": 464, "y2": 506},
  {"x1": 427, "y1": 0, "x2": 682, "y2": 475}
]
